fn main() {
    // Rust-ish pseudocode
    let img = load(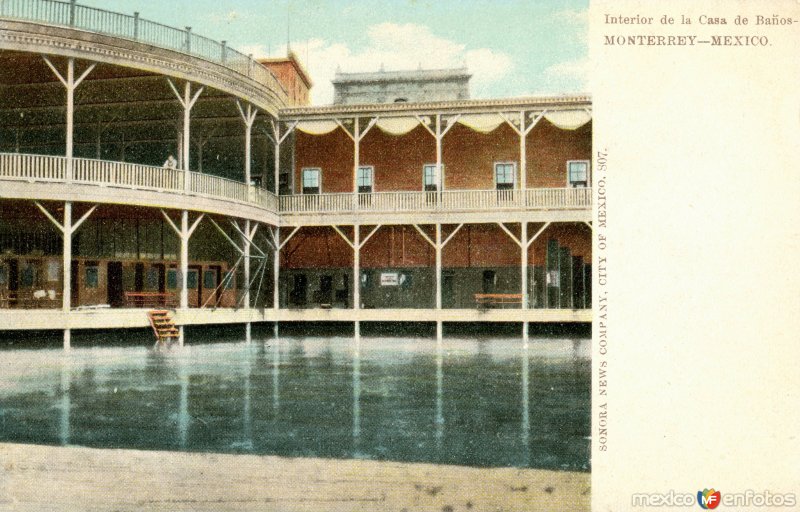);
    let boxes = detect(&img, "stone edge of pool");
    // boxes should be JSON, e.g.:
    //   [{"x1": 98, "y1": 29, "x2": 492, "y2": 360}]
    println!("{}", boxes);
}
[{"x1": 0, "y1": 442, "x2": 590, "y2": 511}]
